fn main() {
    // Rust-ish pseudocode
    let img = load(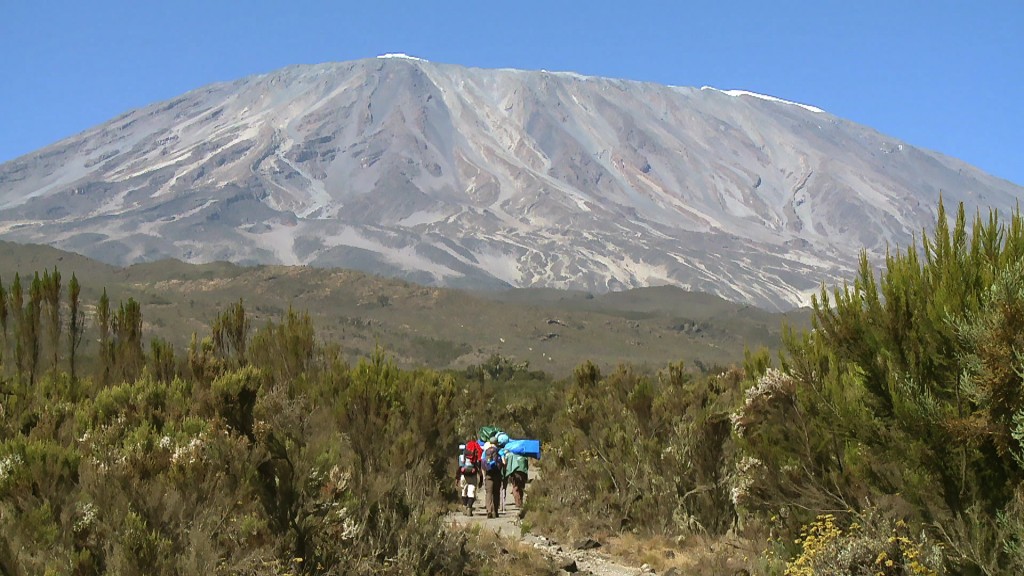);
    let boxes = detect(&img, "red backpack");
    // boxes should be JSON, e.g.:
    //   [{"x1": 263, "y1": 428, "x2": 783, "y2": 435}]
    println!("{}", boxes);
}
[
  {"x1": 460, "y1": 448, "x2": 477, "y2": 475},
  {"x1": 466, "y1": 441, "x2": 482, "y2": 465}
]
